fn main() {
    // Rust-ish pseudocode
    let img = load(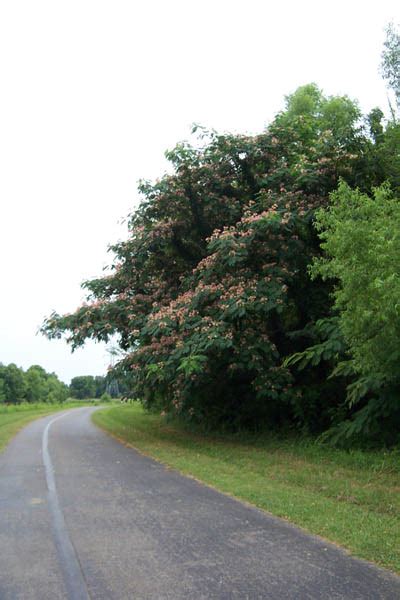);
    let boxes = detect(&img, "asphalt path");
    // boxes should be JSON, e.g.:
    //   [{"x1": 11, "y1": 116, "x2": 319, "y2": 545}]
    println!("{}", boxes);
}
[{"x1": 0, "y1": 407, "x2": 399, "y2": 599}]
